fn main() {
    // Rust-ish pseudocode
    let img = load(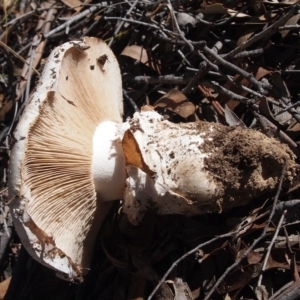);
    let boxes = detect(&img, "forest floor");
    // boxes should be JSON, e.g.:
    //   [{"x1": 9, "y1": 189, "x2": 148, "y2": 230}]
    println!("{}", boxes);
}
[{"x1": 1, "y1": 1, "x2": 300, "y2": 299}]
